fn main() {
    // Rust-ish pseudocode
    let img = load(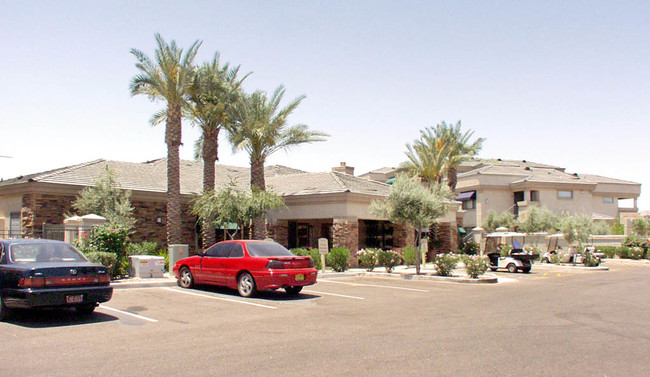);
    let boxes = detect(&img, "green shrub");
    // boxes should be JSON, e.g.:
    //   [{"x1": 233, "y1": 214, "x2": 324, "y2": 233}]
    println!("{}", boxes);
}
[
  {"x1": 617, "y1": 246, "x2": 631, "y2": 259},
  {"x1": 401, "y1": 246, "x2": 416, "y2": 267},
  {"x1": 326, "y1": 248, "x2": 350, "y2": 272},
  {"x1": 357, "y1": 249, "x2": 378, "y2": 271},
  {"x1": 86, "y1": 252, "x2": 118, "y2": 277},
  {"x1": 291, "y1": 248, "x2": 322, "y2": 270},
  {"x1": 499, "y1": 245, "x2": 513, "y2": 257},
  {"x1": 629, "y1": 247, "x2": 644, "y2": 260},
  {"x1": 582, "y1": 251, "x2": 601, "y2": 267},
  {"x1": 596, "y1": 246, "x2": 617, "y2": 259},
  {"x1": 126, "y1": 241, "x2": 160, "y2": 256},
  {"x1": 462, "y1": 255, "x2": 489, "y2": 278},
  {"x1": 434, "y1": 253, "x2": 459, "y2": 276},
  {"x1": 460, "y1": 242, "x2": 479, "y2": 255},
  {"x1": 377, "y1": 249, "x2": 401, "y2": 273}
]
